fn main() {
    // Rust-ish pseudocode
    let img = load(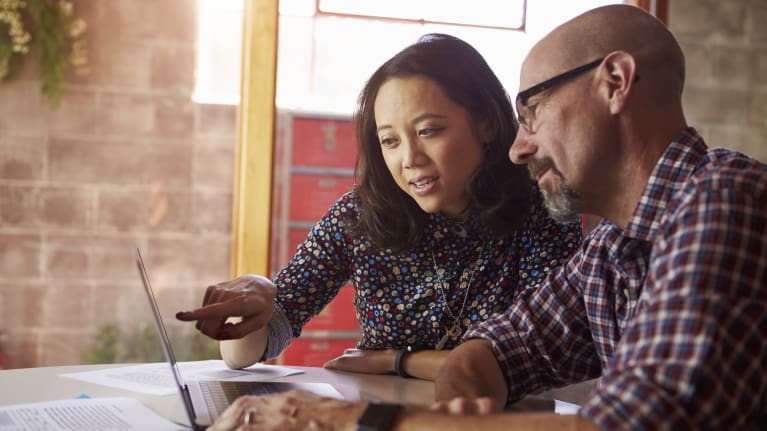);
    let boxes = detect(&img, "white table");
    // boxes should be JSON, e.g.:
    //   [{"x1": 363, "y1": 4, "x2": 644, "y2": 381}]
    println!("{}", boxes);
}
[{"x1": 0, "y1": 362, "x2": 592, "y2": 424}]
